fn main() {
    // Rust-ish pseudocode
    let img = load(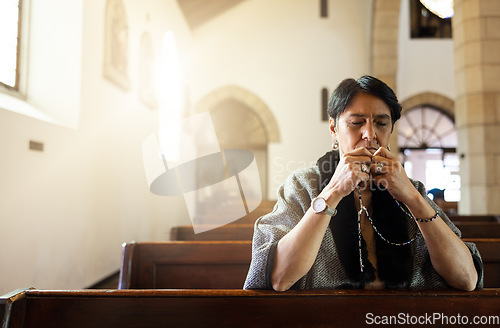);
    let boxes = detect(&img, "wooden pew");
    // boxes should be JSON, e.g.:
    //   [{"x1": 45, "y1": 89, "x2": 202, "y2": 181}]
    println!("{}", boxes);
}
[
  {"x1": 450, "y1": 215, "x2": 500, "y2": 222},
  {"x1": 168, "y1": 221, "x2": 500, "y2": 243},
  {"x1": 118, "y1": 241, "x2": 252, "y2": 289},
  {"x1": 170, "y1": 224, "x2": 254, "y2": 241},
  {"x1": 2, "y1": 288, "x2": 500, "y2": 328},
  {"x1": 455, "y1": 222, "x2": 500, "y2": 238},
  {"x1": 464, "y1": 238, "x2": 500, "y2": 288},
  {"x1": 120, "y1": 239, "x2": 499, "y2": 289},
  {"x1": 170, "y1": 222, "x2": 500, "y2": 241}
]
